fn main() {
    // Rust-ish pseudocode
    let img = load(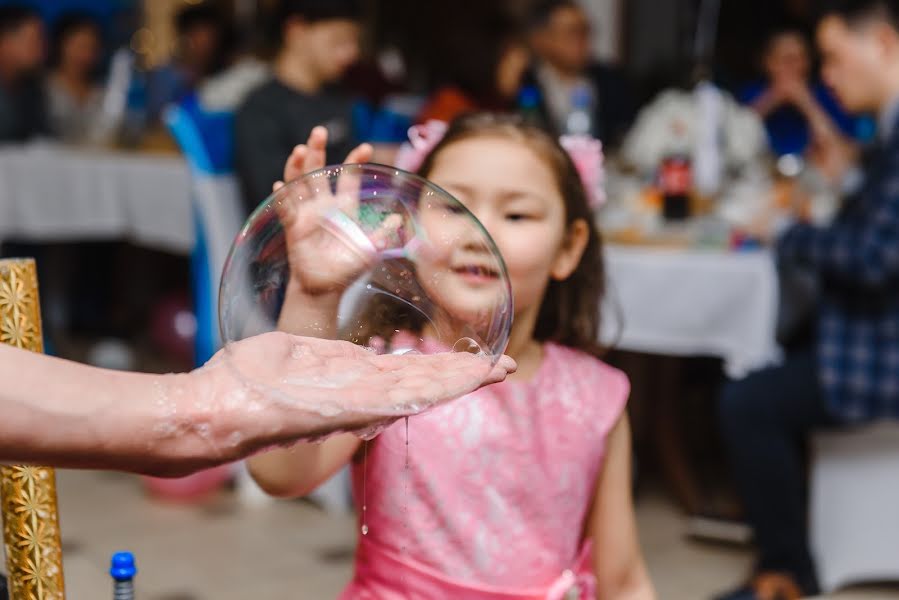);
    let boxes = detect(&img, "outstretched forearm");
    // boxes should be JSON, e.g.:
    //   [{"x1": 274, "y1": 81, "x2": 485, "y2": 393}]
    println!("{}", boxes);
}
[
  {"x1": 0, "y1": 345, "x2": 228, "y2": 476},
  {"x1": 0, "y1": 335, "x2": 516, "y2": 477}
]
